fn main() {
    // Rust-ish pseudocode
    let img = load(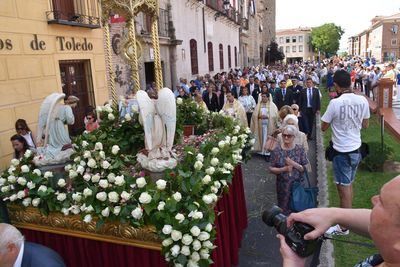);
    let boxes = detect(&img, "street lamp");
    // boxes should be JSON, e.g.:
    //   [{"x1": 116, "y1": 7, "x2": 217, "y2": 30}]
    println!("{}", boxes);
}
[{"x1": 214, "y1": 0, "x2": 231, "y2": 21}]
